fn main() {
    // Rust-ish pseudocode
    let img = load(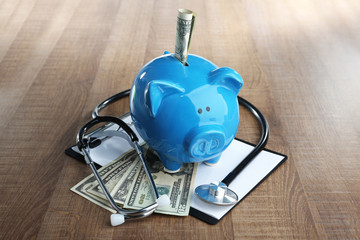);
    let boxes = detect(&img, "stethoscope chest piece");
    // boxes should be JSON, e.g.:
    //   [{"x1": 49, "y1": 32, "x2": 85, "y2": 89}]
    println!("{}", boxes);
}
[{"x1": 195, "y1": 182, "x2": 238, "y2": 206}]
